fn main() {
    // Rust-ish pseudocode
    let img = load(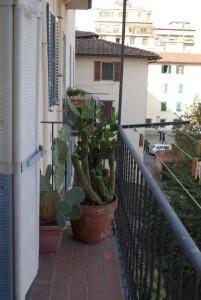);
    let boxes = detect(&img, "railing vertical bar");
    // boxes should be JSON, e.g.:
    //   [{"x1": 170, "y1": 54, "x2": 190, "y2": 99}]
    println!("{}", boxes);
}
[
  {"x1": 166, "y1": 237, "x2": 174, "y2": 300},
  {"x1": 148, "y1": 201, "x2": 158, "y2": 299},
  {"x1": 156, "y1": 217, "x2": 165, "y2": 300},
  {"x1": 143, "y1": 189, "x2": 152, "y2": 299},
  {"x1": 177, "y1": 253, "x2": 184, "y2": 300},
  {"x1": 193, "y1": 274, "x2": 200, "y2": 300},
  {"x1": 135, "y1": 166, "x2": 140, "y2": 292}
]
